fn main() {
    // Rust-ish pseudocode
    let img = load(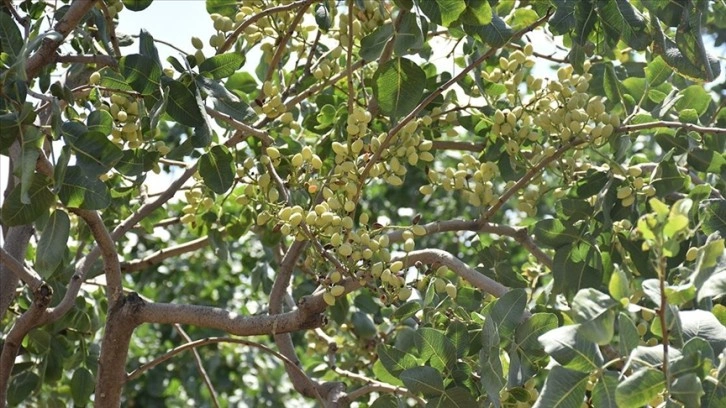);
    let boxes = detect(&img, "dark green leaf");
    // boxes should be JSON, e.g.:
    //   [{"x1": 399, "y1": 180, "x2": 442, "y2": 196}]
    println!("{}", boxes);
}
[
  {"x1": 225, "y1": 71, "x2": 258, "y2": 95},
  {"x1": 700, "y1": 199, "x2": 726, "y2": 236},
  {"x1": 196, "y1": 76, "x2": 255, "y2": 122},
  {"x1": 7, "y1": 371, "x2": 40, "y2": 407},
  {"x1": 679, "y1": 310, "x2": 726, "y2": 353},
  {"x1": 445, "y1": 321, "x2": 470, "y2": 358},
  {"x1": 435, "y1": 0, "x2": 466, "y2": 26},
  {"x1": 460, "y1": 0, "x2": 492, "y2": 26},
  {"x1": 427, "y1": 386, "x2": 478, "y2": 407},
  {"x1": 138, "y1": 29, "x2": 162, "y2": 68},
  {"x1": 70, "y1": 367, "x2": 95, "y2": 405},
  {"x1": 464, "y1": 15, "x2": 513, "y2": 47},
  {"x1": 549, "y1": 0, "x2": 576, "y2": 35},
  {"x1": 62, "y1": 124, "x2": 123, "y2": 178},
  {"x1": 0, "y1": 11, "x2": 23, "y2": 61},
  {"x1": 1, "y1": 176, "x2": 54, "y2": 226},
  {"x1": 532, "y1": 365, "x2": 588, "y2": 408},
  {"x1": 360, "y1": 24, "x2": 393, "y2": 61},
  {"x1": 617, "y1": 312, "x2": 640, "y2": 357},
  {"x1": 86, "y1": 109, "x2": 113, "y2": 135},
  {"x1": 314, "y1": 2, "x2": 331, "y2": 32},
  {"x1": 644, "y1": 55, "x2": 673, "y2": 86},
  {"x1": 652, "y1": 155, "x2": 687, "y2": 197},
  {"x1": 199, "y1": 145, "x2": 235, "y2": 194},
  {"x1": 394, "y1": 13, "x2": 424, "y2": 55},
  {"x1": 199, "y1": 53, "x2": 245, "y2": 80},
  {"x1": 534, "y1": 219, "x2": 578, "y2": 248},
  {"x1": 490, "y1": 288, "x2": 527, "y2": 340},
  {"x1": 36, "y1": 210, "x2": 70, "y2": 278},
  {"x1": 165, "y1": 79, "x2": 204, "y2": 127},
  {"x1": 373, "y1": 57, "x2": 425, "y2": 118},
  {"x1": 596, "y1": 0, "x2": 648, "y2": 50},
  {"x1": 99, "y1": 67, "x2": 133, "y2": 92},
  {"x1": 58, "y1": 167, "x2": 111, "y2": 210},
  {"x1": 120, "y1": 54, "x2": 161, "y2": 95},
  {"x1": 515, "y1": 313, "x2": 558, "y2": 352},
  {"x1": 400, "y1": 366, "x2": 444, "y2": 397}
]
